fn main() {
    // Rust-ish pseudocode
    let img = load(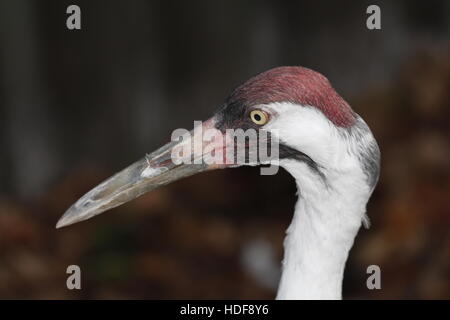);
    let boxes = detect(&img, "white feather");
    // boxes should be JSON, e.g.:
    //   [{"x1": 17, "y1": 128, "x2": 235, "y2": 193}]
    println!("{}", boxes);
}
[{"x1": 261, "y1": 102, "x2": 375, "y2": 300}]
